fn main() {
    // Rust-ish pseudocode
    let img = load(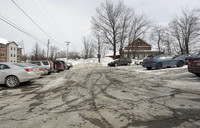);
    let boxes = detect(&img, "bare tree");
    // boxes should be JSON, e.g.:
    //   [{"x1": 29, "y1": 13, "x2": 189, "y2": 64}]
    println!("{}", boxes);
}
[
  {"x1": 91, "y1": 0, "x2": 124, "y2": 59},
  {"x1": 40, "y1": 49, "x2": 46, "y2": 60},
  {"x1": 31, "y1": 42, "x2": 41, "y2": 61},
  {"x1": 49, "y1": 46, "x2": 59, "y2": 60},
  {"x1": 92, "y1": 31, "x2": 102, "y2": 62},
  {"x1": 91, "y1": 0, "x2": 151, "y2": 59},
  {"x1": 82, "y1": 36, "x2": 95, "y2": 59},
  {"x1": 57, "y1": 50, "x2": 66, "y2": 58},
  {"x1": 18, "y1": 40, "x2": 28, "y2": 62},
  {"x1": 118, "y1": 7, "x2": 134, "y2": 57},
  {"x1": 169, "y1": 8, "x2": 200, "y2": 54},
  {"x1": 68, "y1": 51, "x2": 81, "y2": 59},
  {"x1": 150, "y1": 26, "x2": 166, "y2": 53}
]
